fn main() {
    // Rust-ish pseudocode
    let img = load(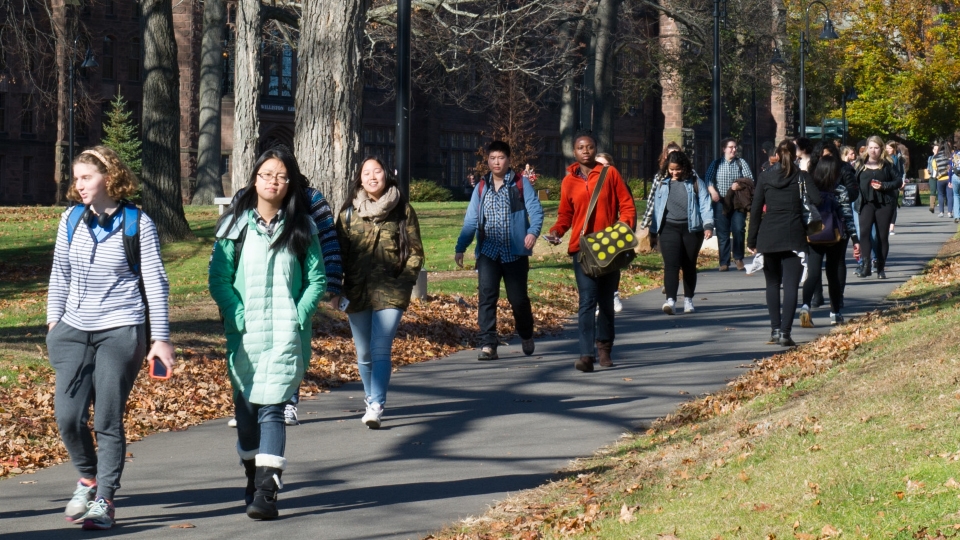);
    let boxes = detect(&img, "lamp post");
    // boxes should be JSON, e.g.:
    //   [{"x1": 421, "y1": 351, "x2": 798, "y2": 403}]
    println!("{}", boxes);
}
[
  {"x1": 798, "y1": 1, "x2": 838, "y2": 138},
  {"x1": 68, "y1": 37, "x2": 98, "y2": 168},
  {"x1": 711, "y1": 0, "x2": 726, "y2": 158},
  {"x1": 394, "y1": 0, "x2": 411, "y2": 196}
]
